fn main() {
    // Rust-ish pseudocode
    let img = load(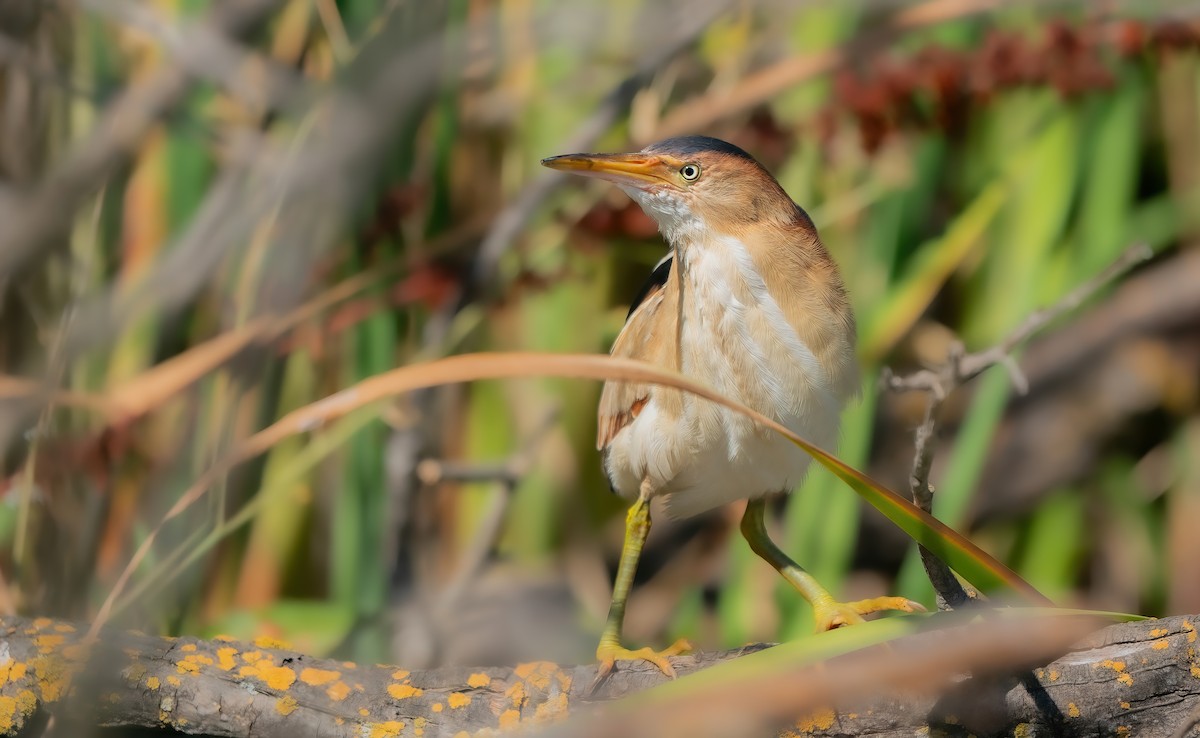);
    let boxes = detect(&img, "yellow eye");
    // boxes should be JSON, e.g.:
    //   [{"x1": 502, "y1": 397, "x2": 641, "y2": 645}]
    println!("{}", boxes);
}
[{"x1": 679, "y1": 163, "x2": 701, "y2": 181}]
